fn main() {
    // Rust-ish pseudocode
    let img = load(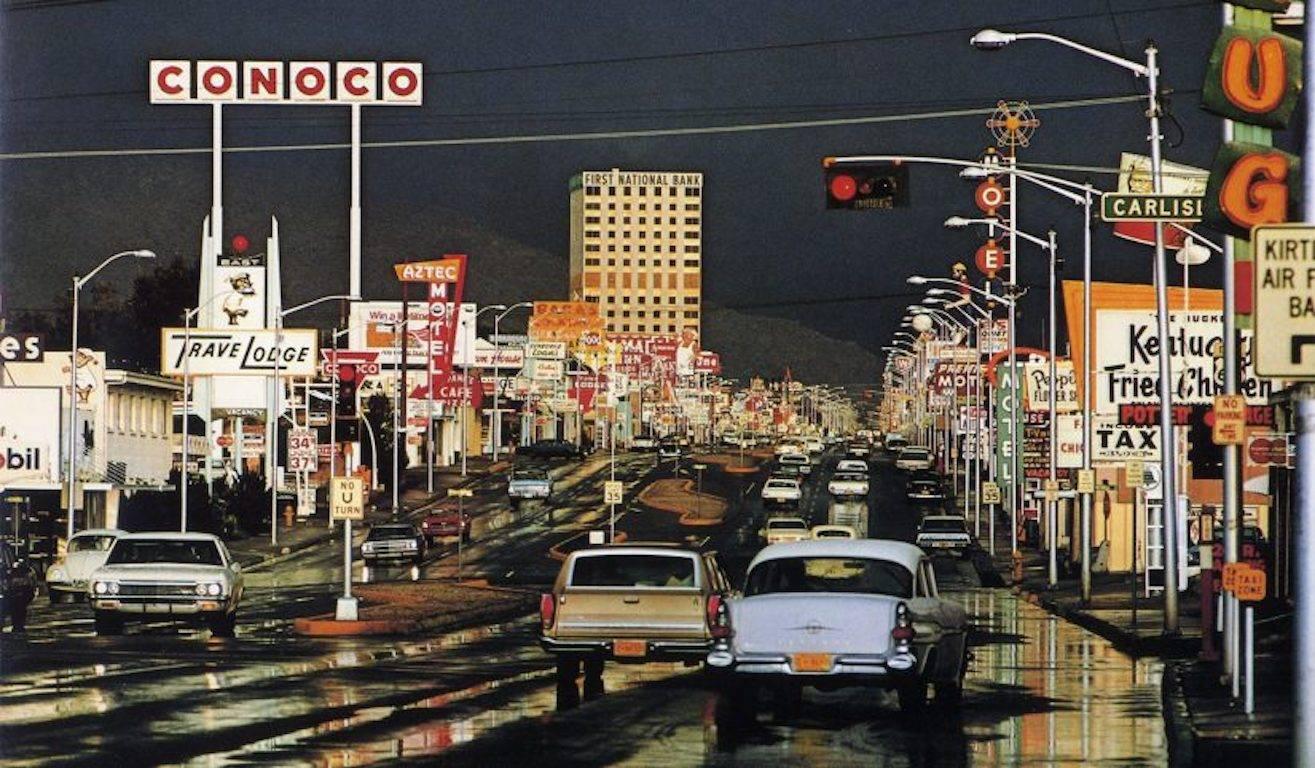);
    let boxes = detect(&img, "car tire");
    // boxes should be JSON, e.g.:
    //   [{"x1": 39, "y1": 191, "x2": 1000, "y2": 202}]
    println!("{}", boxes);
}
[
  {"x1": 10, "y1": 599, "x2": 27, "y2": 631},
  {"x1": 93, "y1": 611, "x2": 123, "y2": 636},
  {"x1": 897, "y1": 680, "x2": 928, "y2": 716},
  {"x1": 582, "y1": 657, "x2": 605, "y2": 700},
  {"x1": 714, "y1": 678, "x2": 756, "y2": 735},
  {"x1": 554, "y1": 657, "x2": 581, "y2": 710},
  {"x1": 208, "y1": 612, "x2": 237, "y2": 638}
]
